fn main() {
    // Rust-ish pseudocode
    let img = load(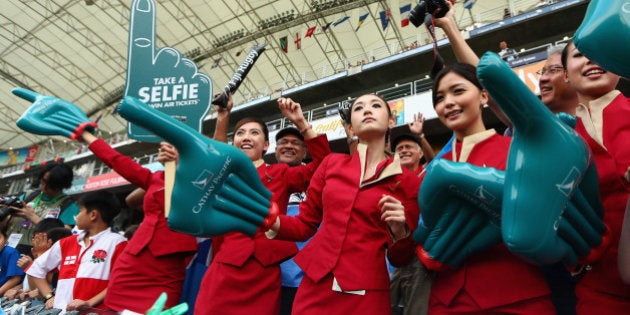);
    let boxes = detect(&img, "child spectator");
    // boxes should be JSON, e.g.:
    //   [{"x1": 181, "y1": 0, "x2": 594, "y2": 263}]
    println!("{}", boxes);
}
[
  {"x1": 26, "y1": 191, "x2": 127, "y2": 313},
  {"x1": 0, "y1": 230, "x2": 25, "y2": 296},
  {"x1": 3, "y1": 218, "x2": 66, "y2": 301}
]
